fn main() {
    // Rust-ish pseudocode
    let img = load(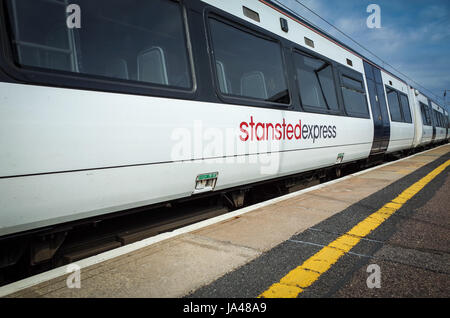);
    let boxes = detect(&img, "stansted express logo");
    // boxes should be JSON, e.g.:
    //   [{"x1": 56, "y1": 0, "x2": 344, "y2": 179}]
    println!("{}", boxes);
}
[{"x1": 239, "y1": 116, "x2": 337, "y2": 143}]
